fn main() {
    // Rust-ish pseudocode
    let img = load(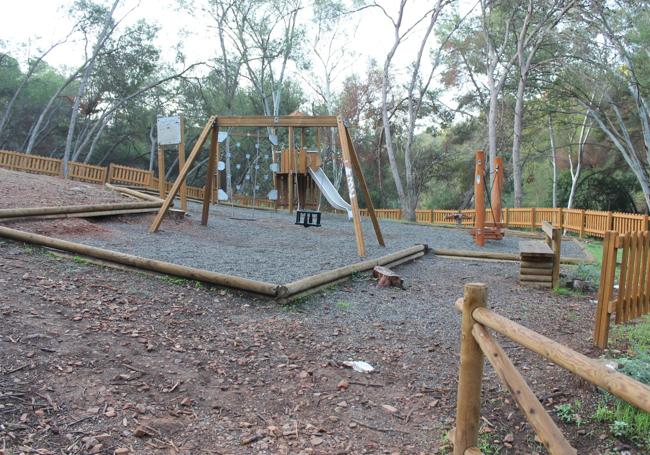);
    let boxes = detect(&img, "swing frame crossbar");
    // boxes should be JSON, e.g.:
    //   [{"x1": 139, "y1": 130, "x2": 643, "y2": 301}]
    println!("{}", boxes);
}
[{"x1": 147, "y1": 115, "x2": 384, "y2": 257}]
